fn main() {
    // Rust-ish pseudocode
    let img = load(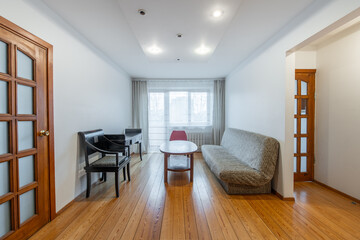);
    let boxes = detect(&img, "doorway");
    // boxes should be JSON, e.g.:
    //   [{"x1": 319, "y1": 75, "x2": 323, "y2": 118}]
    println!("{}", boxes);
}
[
  {"x1": 0, "y1": 17, "x2": 55, "y2": 239},
  {"x1": 294, "y1": 69, "x2": 315, "y2": 181}
]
